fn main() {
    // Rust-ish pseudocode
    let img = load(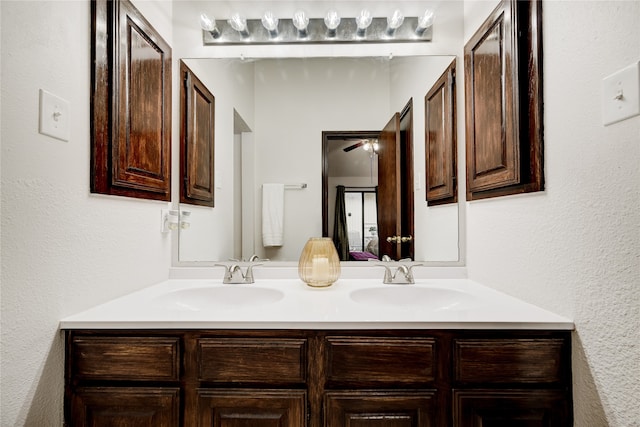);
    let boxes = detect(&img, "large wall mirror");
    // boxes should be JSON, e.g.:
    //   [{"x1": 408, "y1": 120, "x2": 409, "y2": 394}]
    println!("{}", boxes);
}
[{"x1": 177, "y1": 56, "x2": 460, "y2": 263}]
